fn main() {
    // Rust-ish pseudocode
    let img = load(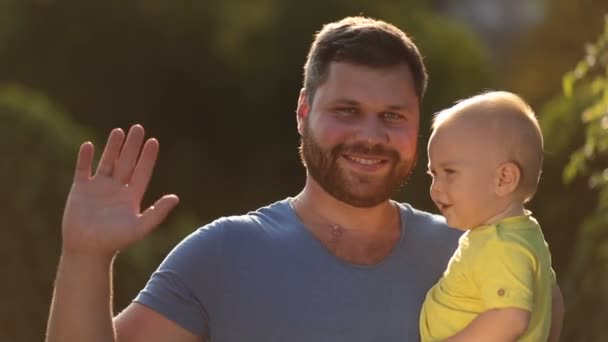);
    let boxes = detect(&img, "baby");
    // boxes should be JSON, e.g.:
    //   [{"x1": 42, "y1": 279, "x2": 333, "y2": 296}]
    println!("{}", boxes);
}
[{"x1": 420, "y1": 91, "x2": 554, "y2": 341}]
